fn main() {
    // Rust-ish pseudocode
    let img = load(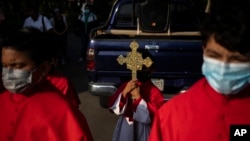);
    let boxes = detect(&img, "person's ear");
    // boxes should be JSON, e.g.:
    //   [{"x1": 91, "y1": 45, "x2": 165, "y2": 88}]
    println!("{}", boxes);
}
[
  {"x1": 40, "y1": 62, "x2": 52, "y2": 75},
  {"x1": 35, "y1": 62, "x2": 52, "y2": 78},
  {"x1": 31, "y1": 62, "x2": 52, "y2": 84},
  {"x1": 51, "y1": 58, "x2": 58, "y2": 68},
  {"x1": 202, "y1": 45, "x2": 206, "y2": 52}
]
